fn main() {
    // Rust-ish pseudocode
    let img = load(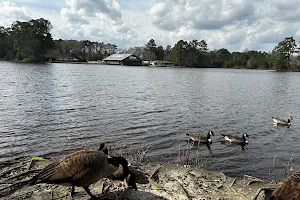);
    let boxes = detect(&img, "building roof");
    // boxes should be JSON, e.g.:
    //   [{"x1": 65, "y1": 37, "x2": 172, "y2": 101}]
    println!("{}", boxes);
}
[{"x1": 103, "y1": 54, "x2": 135, "y2": 61}]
